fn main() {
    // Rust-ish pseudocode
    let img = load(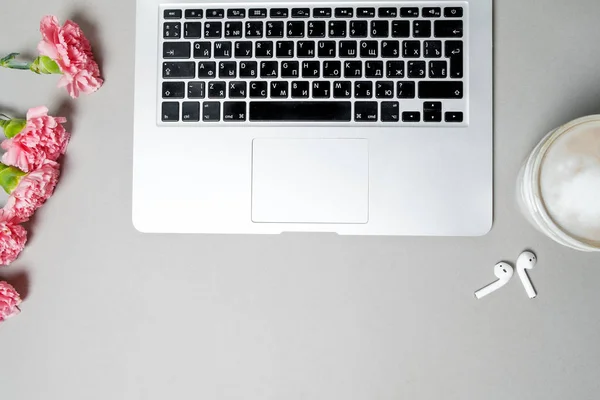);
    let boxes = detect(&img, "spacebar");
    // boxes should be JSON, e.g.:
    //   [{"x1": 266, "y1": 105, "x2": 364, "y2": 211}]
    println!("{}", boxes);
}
[{"x1": 249, "y1": 101, "x2": 352, "y2": 121}]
